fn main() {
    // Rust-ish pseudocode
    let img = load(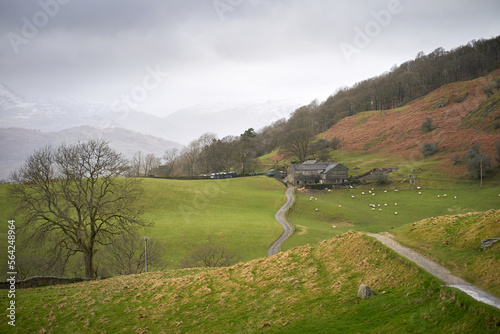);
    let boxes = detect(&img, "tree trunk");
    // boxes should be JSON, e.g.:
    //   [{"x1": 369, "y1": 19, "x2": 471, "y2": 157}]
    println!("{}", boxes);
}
[{"x1": 83, "y1": 249, "x2": 94, "y2": 279}]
